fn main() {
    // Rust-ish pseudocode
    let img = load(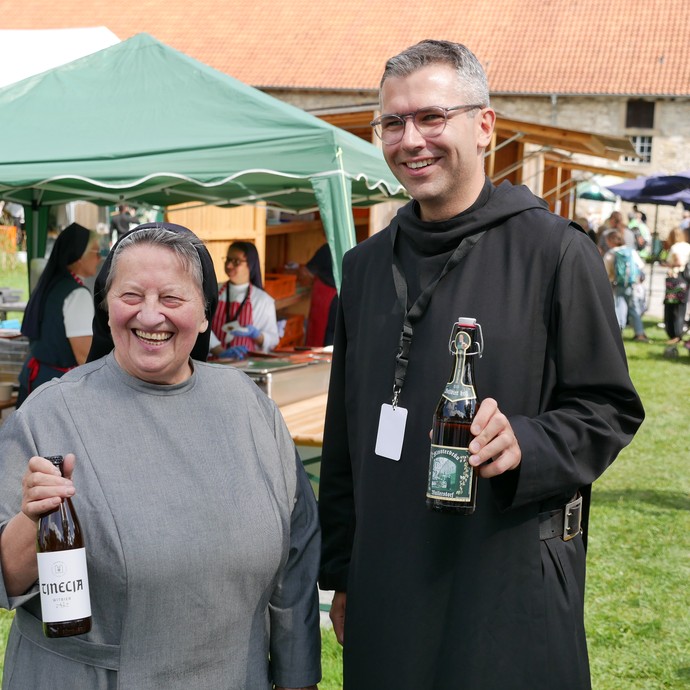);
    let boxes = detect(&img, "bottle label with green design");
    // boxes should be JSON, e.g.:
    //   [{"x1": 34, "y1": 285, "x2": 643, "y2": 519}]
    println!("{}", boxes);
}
[{"x1": 426, "y1": 444, "x2": 474, "y2": 502}]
